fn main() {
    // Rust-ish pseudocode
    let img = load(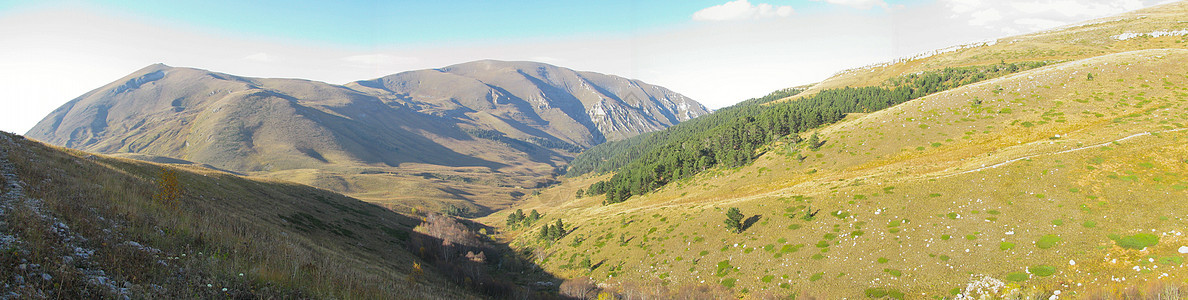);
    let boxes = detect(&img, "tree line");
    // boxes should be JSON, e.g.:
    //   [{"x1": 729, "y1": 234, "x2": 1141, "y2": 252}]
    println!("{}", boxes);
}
[{"x1": 581, "y1": 61, "x2": 1054, "y2": 204}]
